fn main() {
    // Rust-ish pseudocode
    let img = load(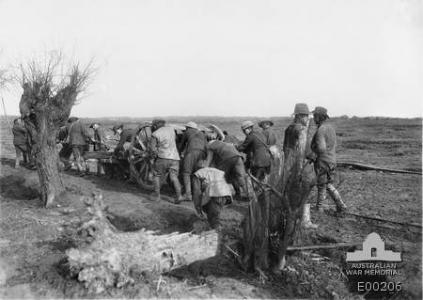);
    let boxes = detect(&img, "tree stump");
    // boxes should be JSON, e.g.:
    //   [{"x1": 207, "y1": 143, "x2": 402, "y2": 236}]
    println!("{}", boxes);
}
[
  {"x1": 274, "y1": 120, "x2": 315, "y2": 271},
  {"x1": 64, "y1": 193, "x2": 218, "y2": 294},
  {"x1": 240, "y1": 121, "x2": 316, "y2": 273}
]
